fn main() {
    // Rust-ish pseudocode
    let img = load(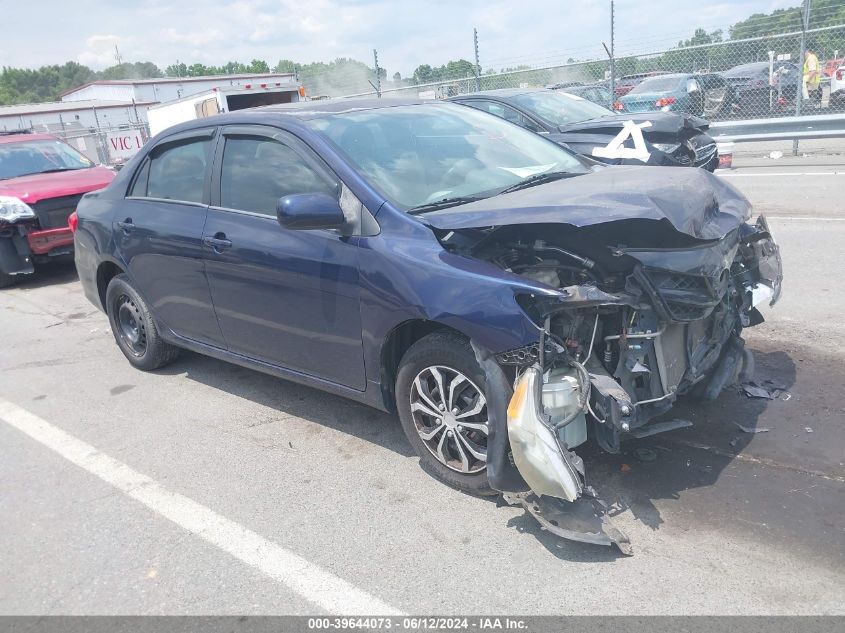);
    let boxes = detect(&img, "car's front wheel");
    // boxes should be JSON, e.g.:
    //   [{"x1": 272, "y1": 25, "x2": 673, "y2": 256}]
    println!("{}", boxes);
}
[
  {"x1": 395, "y1": 331, "x2": 494, "y2": 495},
  {"x1": 105, "y1": 273, "x2": 180, "y2": 371}
]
